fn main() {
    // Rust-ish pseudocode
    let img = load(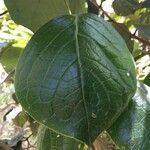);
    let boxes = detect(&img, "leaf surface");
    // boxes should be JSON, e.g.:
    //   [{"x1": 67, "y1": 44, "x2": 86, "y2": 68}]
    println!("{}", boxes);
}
[
  {"x1": 15, "y1": 14, "x2": 136, "y2": 144},
  {"x1": 37, "y1": 125, "x2": 87, "y2": 150},
  {"x1": 108, "y1": 82, "x2": 150, "y2": 149},
  {"x1": 4, "y1": 0, "x2": 86, "y2": 32}
]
